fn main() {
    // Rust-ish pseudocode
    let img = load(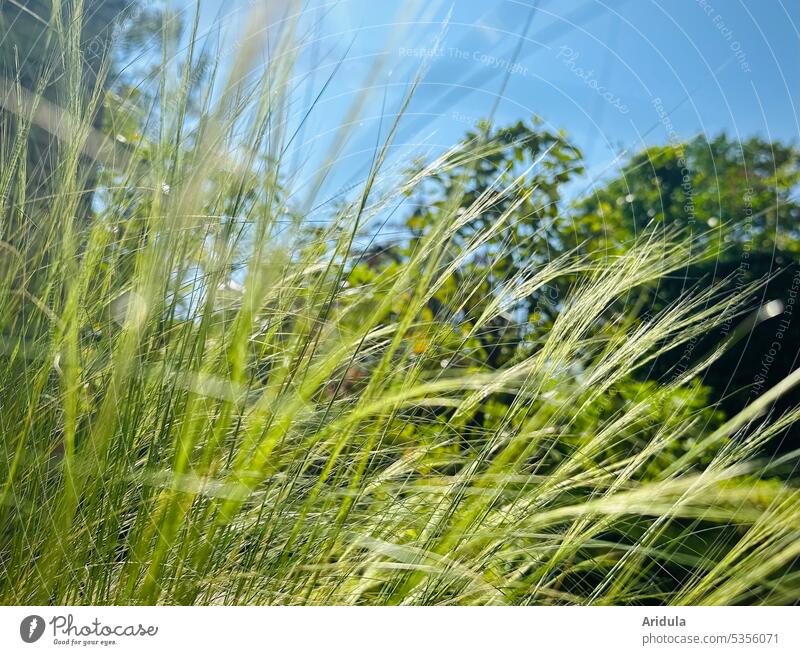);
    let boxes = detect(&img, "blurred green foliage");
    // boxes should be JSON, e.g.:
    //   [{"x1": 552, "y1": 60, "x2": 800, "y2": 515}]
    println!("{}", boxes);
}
[{"x1": 352, "y1": 121, "x2": 800, "y2": 463}]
